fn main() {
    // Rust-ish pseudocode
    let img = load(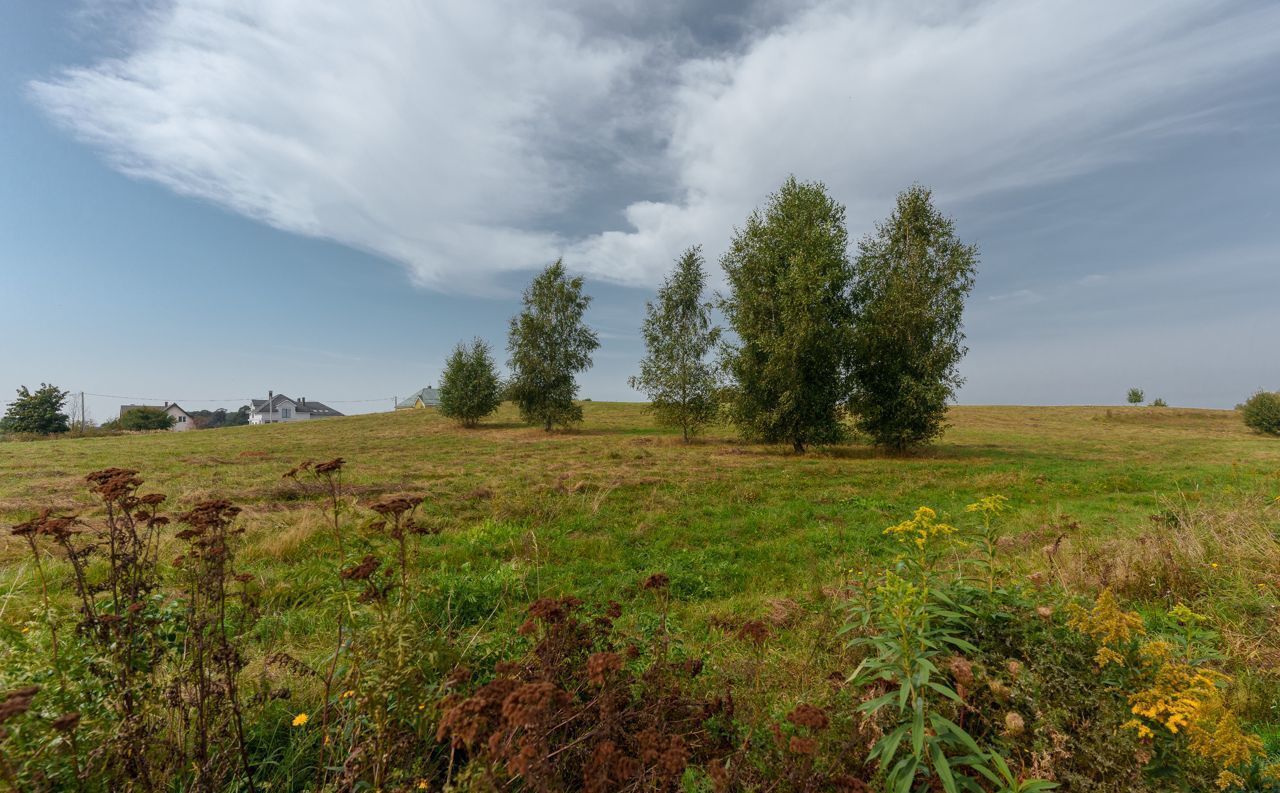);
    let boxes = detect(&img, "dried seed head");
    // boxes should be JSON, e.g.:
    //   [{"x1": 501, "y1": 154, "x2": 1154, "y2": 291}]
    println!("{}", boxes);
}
[
  {"x1": 282, "y1": 461, "x2": 314, "y2": 480},
  {"x1": 314, "y1": 458, "x2": 345, "y2": 475},
  {"x1": 50, "y1": 711, "x2": 81, "y2": 732},
  {"x1": 642, "y1": 572, "x2": 670, "y2": 591},
  {"x1": 949, "y1": 656, "x2": 975, "y2": 687},
  {"x1": 786, "y1": 703, "x2": 829, "y2": 732},
  {"x1": 0, "y1": 686, "x2": 39, "y2": 724},
  {"x1": 788, "y1": 736, "x2": 818, "y2": 756},
  {"x1": 340, "y1": 554, "x2": 381, "y2": 581},
  {"x1": 1004, "y1": 711, "x2": 1026, "y2": 736},
  {"x1": 586, "y1": 652, "x2": 623, "y2": 686},
  {"x1": 736, "y1": 620, "x2": 771, "y2": 646}
]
